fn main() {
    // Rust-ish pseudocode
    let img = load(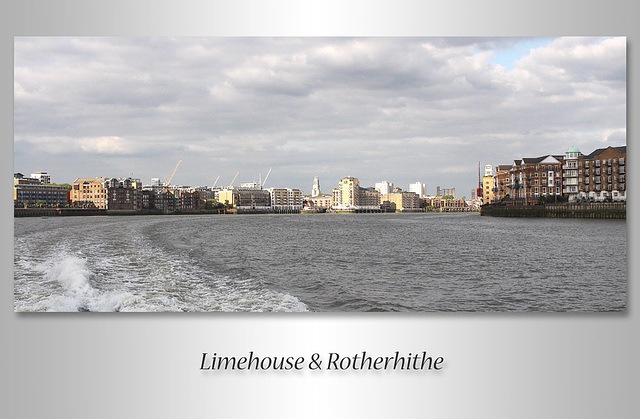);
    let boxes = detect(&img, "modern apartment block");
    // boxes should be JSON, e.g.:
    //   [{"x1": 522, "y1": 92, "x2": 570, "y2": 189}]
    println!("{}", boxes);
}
[
  {"x1": 269, "y1": 188, "x2": 304, "y2": 212},
  {"x1": 332, "y1": 177, "x2": 381, "y2": 211},
  {"x1": 374, "y1": 180, "x2": 394, "y2": 195},
  {"x1": 332, "y1": 177, "x2": 358, "y2": 209},
  {"x1": 218, "y1": 187, "x2": 271, "y2": 212},
  {"x1": 436, "y1": 186, "x2": 455, "y2": 198},
  {"x1": 71, "y1": 177, "x2": 142, "y2": 210},
  {"x1": 409, "y1": 181, "x2": 427, "y2": 197},
  {"x1": 488, "y1": 145, "x2": 626, "y2": 205},
  {"x1": 515, "y1": 155, "x2": 563, "y2": 205},
  {"x1": 427, "y1": 197, "x2": 471, "y2": 212},
  {"x1": 489, "y1": 156, "x2": 562, "y2": 205},
  {"x1": 380, "y1": 190, "x2": 421, "y2": 211},
  {"x1": 71, "y1": 178, "x2": 108, "y2": 208},
  {"x1": 579, "y1": 146, "x2": 626, "y2": 202},
  {"x1": 14, "y1": 173, "x2": 69, "y2": 207},
  {"x1": 104, "y1": 177, "x2": 142, "y2": 210},
  {"x1": 30, "y1": 172, "x2": 51, "y2": 184},
  {"x1": 481, "y1": 165, "x2": 494, "y2": 205}
]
